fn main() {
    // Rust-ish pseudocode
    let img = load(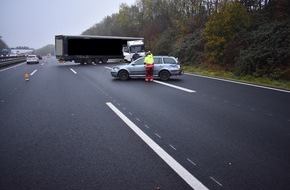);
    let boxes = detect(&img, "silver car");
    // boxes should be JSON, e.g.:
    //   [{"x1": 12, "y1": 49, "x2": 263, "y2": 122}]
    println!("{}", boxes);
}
[
  {"x1": 26, "y1": 55, "x2": 39, "y2": 64},
  {"x1": 111, "y1": 56, "x2": 182, "y2": 81}
]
